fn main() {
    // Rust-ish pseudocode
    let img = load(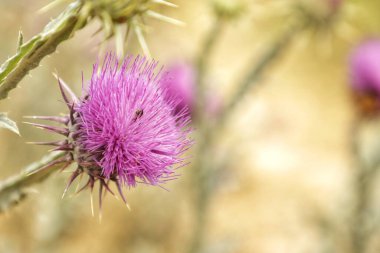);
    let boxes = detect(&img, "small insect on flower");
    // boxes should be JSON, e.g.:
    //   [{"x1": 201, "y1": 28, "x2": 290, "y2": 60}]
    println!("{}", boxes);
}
[
  {"x1": 132, "y1": 109, "x2": 144, "y2": 122},
  {"x1": 26, "y1": 54, "x2": 193, "y2": 211}
]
